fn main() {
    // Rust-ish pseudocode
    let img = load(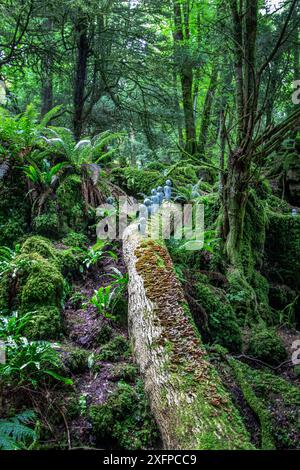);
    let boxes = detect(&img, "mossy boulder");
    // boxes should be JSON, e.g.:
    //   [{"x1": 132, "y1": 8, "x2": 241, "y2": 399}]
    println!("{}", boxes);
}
[
  {"x1": 264, "y1": 212, "x2": 300, "y2": 289},
  {"x1": 194, "y1": 276, "x2": 242, "y2": 352},
  {"x1": 20, "y1": 258, "x2": 64, "y2": 310},
  {"x1": 89, "y1": 380, "x2": 158, "y2": 449},
  {"x1": 247, "y1": 326, "x2": 287, "y2": 366},
  {"x1": 23, "y1": 306, "x2": 62, "y2": 340}
]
